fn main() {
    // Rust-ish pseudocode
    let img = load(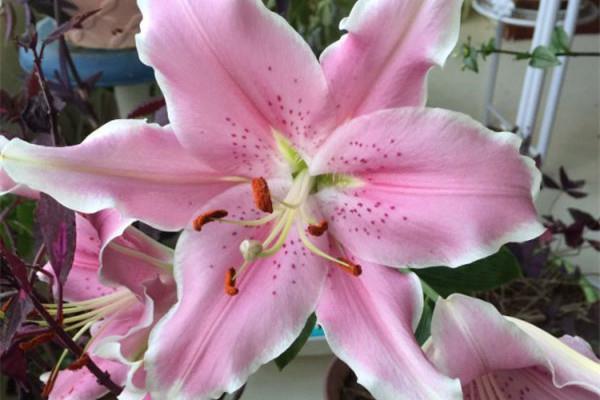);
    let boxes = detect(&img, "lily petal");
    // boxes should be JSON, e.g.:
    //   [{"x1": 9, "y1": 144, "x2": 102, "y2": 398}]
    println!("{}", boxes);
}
[
  {"x1": 507, "y1": 317, "x2": 600, "y2": 394},
  {"x1": 321, "y1": 0, "x2": 462, "y2": 122},
  {"x1": 136, "y1": 0, "x2": 332, "y2": 170},
  {"x1": 94, "y1": 277, "x2": 174, "y2": 360},
  {"x1": 0, "y1": 135, "x2": 38, "y2": 198},
  {"x1": 316, "y1": 261, "x2": 462, "y2": 399},
  {"x1": 1, "y1": 120, "x2": 234, "y2": 231},
  {"x1": 100, "y1": 223, "x2": 173, "y2": 297},
  {"x1": 560, "y1": 335, "x2": 600, "y2": 362},
  {"x1": 144, "y1": 185, "x2": 328, "y2": 399},
  {"x1": 47, "y1": 304, "x2": 147, "y2": 400},
  {"x1": 426, "y1": 294, "x2": 600, "y2": 398},
  {"x1": 311, "y1": 108, "x2": 544, "y2": 268},
  {"x1": 47, "y1": 358, "x2": 128, "y2": 400}
]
